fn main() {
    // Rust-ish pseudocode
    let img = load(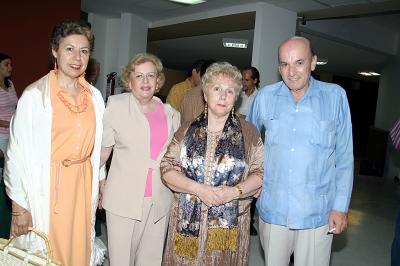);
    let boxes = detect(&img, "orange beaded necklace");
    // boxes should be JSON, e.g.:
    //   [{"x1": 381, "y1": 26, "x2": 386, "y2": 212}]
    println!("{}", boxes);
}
[{"x1": 57, "y1": 83, "x2": 89, "y2": 114}]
